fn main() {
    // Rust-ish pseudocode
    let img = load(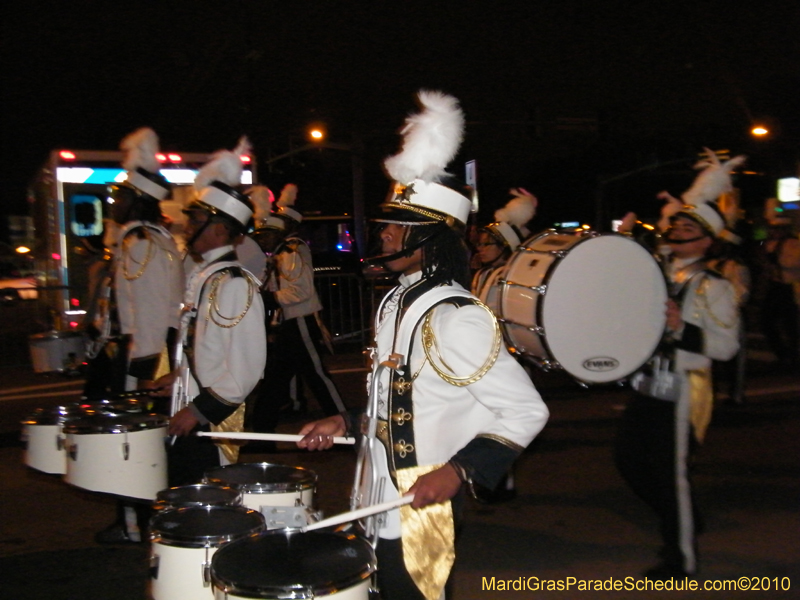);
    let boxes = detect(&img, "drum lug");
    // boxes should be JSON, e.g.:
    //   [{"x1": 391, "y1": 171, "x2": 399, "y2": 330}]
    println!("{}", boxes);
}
[
  {"x1": 202, "y1": 557, "x2": 212, "y2": 587},
  {"x1": 531, "y1": 284, "x2": 547, "y2": 294},
  {"x1": 67, "y1": 442, "x2": 77, "y2": 461},
  {"x1": 149, "y1": 554, "x2": 160, "y2": 580},
  {"x1": 56, "y1": 435, "x2": 64, "y2": 451},
  {"x1": 122, "y1": 442, "x2": 130, "y2": 461}
]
